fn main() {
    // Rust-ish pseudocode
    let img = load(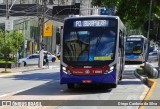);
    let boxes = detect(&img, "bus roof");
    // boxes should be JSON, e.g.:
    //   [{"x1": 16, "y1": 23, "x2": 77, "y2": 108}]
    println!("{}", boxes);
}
[
  {"x1": 64, "y1": 15, "x2": 120, "y2": 20},
  {"x1": 64, "y1": 15, "x2": 125, "y2": 30},
  {"x1": 127, "y1": 35, "x2": 146, "y2": 39}
]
